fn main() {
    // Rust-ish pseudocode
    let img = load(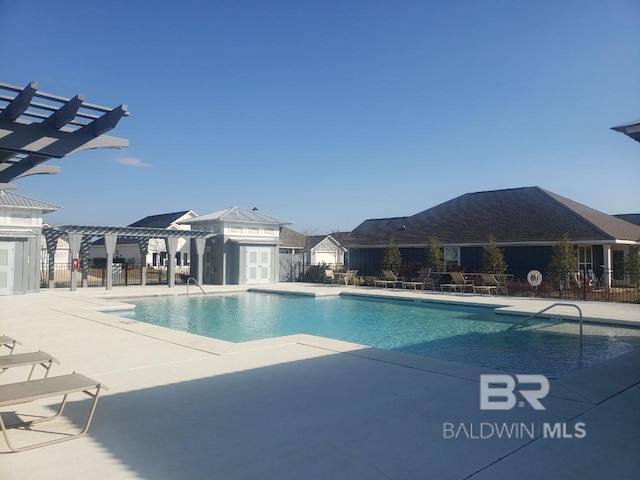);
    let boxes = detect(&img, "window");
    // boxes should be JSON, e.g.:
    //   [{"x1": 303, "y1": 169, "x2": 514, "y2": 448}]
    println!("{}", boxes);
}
[
  {"x1": 577, "y1": 246, "x2": 593, "y2": 272},
  {"x1": 183, "y1": 252, "x2": 189, "y2": 266}
]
